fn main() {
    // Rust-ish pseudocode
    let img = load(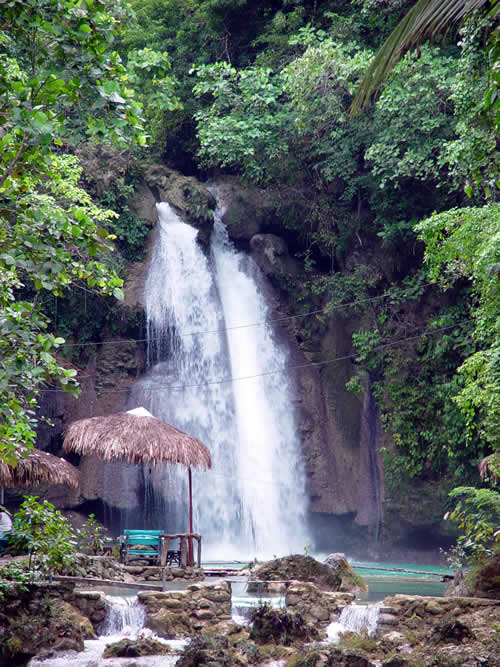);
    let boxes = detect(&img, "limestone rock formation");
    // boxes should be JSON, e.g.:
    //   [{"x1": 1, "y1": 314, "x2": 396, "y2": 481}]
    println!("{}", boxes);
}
[
  {"x1": 250, "y1": 233, "x2": 301, "y2": 280},
  {"x1": 144, "y1": 164, "x2": 215, "y2": 245},
  {"x1": 249, "y1": 554, "x2": 367, "y2": 594},
  {"x1": 217, "y1": 176, "x2": 275, "y2": 244},
  {"x1": 139, "y1": 581, "x2": 232, "y2": 638},
  {"x1": 104, "y1": 637, "x2": 171, "y2": 658},
  {"x1": 285, "y1": 580, "x2": 355, "y2": 626},
  {"x1": 324, "y1": 552, "x2": 369, "y2": 593}
]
